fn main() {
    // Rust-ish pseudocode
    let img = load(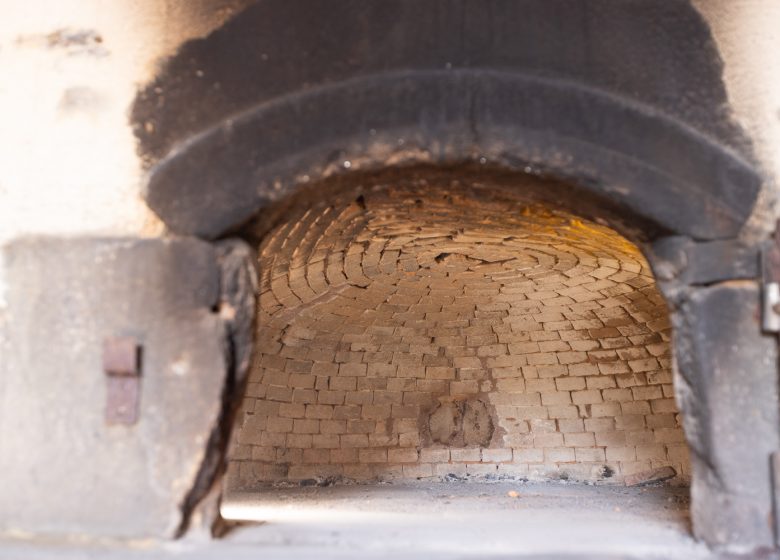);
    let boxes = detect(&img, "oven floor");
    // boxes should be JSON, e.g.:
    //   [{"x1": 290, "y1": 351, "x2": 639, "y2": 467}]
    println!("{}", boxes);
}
[
  {"x1": 218, "y1": 480, "x2": 705, "y2": 559},
  {"x1": 2, "y1": 482, "x2": 717, "y2": 559}
]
